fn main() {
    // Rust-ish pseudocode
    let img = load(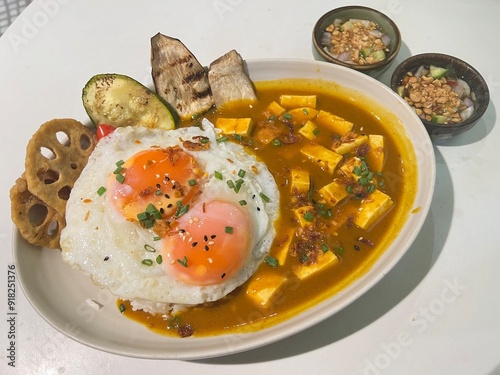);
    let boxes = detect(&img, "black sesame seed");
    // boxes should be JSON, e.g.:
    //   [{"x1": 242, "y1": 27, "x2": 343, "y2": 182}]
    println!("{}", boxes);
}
[
  {"x1": 204, "y1": 235, "x2": 208, "y2": 242},
  {"x1": 165, "y1": 175, "x2": 170, "y2": 181},
  {"x1": 221, "y1": 273, "x2": 226, "y2": 279},
  {"x1": 204, "y1": 245, "x2": 209, "y2": 251},
  {"x1": 104, "y1": 256, "x2": 109, "y2": 261},
  {"x1": 159, "y1": 207, "x2": 165, "y2": 214},
  {"x1": 257, "y1": 207, "x2": 261, "y2": 211},
  {"x1": 179, "y1": 229, "x2": 185, "y2": 233},
  {"x1": 192, "y1": 242, "x2": 198, "y2": 247},
  {"x1": 164, "y1": 194, "x2": 170, "y2": 199},
  {"x1": 167, "y1": 203, "x2": 173, "y2": 208},
  {"x1": 354, "y1": 245, "x2": 360, "y2": 251},
  {"x1": 211, "y1": 234, "x2": 217, "y2": 239},
  {"x1": 156, "y1": 183, "x2": 161, "y2": 189}
]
